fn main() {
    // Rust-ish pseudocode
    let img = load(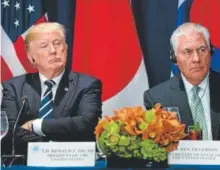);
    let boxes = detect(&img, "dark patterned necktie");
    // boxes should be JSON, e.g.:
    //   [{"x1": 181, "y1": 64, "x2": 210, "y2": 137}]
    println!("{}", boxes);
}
[
  {"x1": 39, "y1": 80, "x2": 55, "y2": 118},
  {"x1": 190, "y1": 86, "x2": 208, "y2": 140}
]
